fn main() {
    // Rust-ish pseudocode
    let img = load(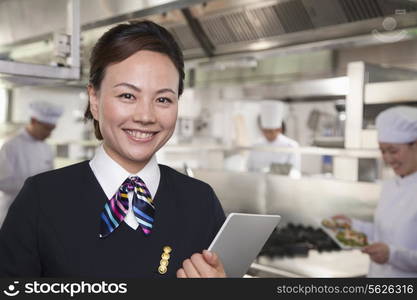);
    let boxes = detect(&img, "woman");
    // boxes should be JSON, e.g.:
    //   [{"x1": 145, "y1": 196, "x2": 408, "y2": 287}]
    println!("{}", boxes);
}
[
  {"x1": 0, "y1": 21, "x2": 226, "y2": 278},
  {"x1": 334, "y1": 106, "x2": 417, "y2": 277}
]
